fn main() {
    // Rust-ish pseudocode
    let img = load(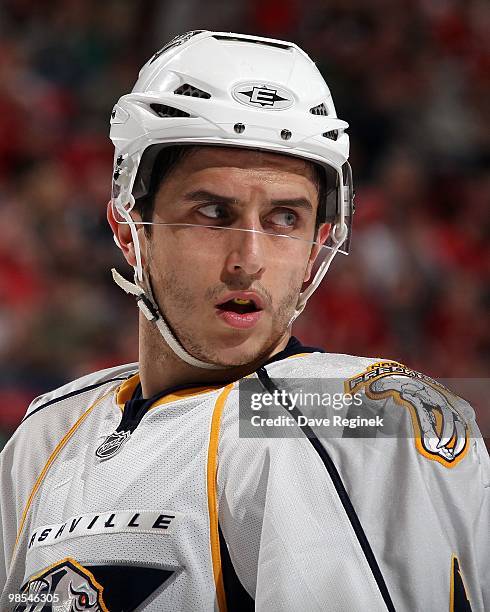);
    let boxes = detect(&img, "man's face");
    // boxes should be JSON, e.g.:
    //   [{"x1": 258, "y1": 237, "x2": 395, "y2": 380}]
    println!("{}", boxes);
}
[{"x1": 139, "y1": 146, "x2": 328, "y2": 366}]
